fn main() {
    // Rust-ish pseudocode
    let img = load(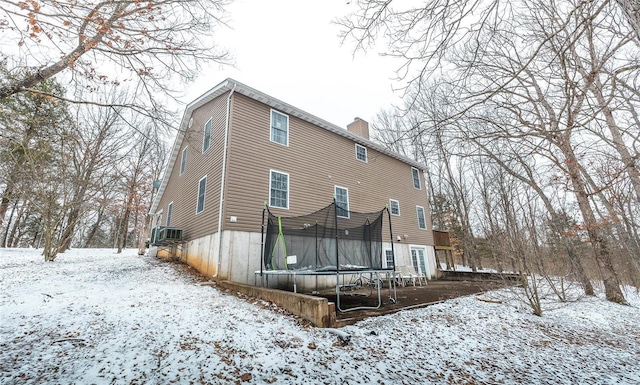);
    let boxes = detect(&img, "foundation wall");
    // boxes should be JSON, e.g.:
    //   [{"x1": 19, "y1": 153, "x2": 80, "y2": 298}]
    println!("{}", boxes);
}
[{"x1": 152, "y1": 233, "x2": 437, "y2": 290}]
